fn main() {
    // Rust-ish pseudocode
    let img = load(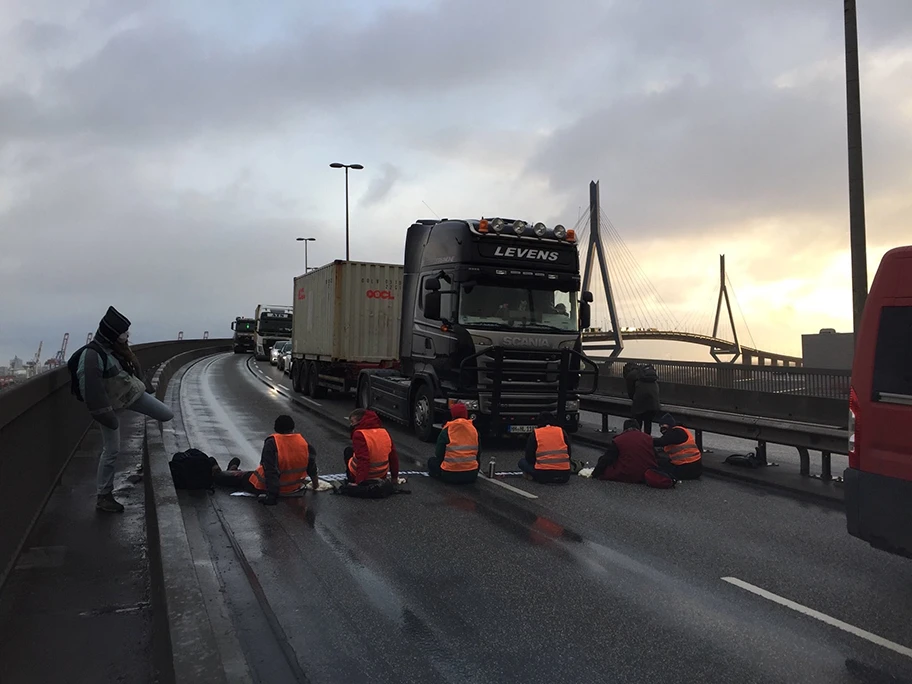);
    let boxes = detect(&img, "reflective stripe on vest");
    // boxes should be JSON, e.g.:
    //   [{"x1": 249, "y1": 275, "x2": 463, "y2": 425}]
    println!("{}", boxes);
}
[
  {"x1": 534, "y1": 426, "x2": 570, "y2": 471},
  {"x1": 663, "y1": 427, "x2": 701, "y2": 466},
  {"x1": 249, "y1": 433, "x2": 310, "y2": 494},
  {"x1": 355, "y1": 428, "x2": 392, "y2": 479},
  {"x1": 442, "y1": 418, "x2": 479, "y2": 472}
]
